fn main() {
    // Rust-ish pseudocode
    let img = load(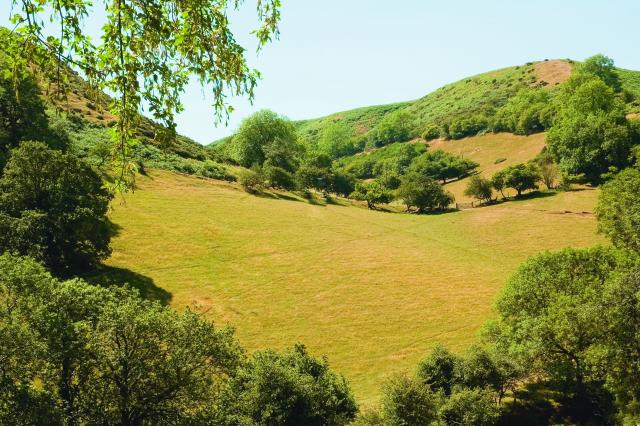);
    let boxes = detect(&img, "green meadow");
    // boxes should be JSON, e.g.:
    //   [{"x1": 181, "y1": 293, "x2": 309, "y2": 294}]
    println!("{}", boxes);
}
[{"x1": 103, "y1": 152, "x2": 602, "y2": 404}]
